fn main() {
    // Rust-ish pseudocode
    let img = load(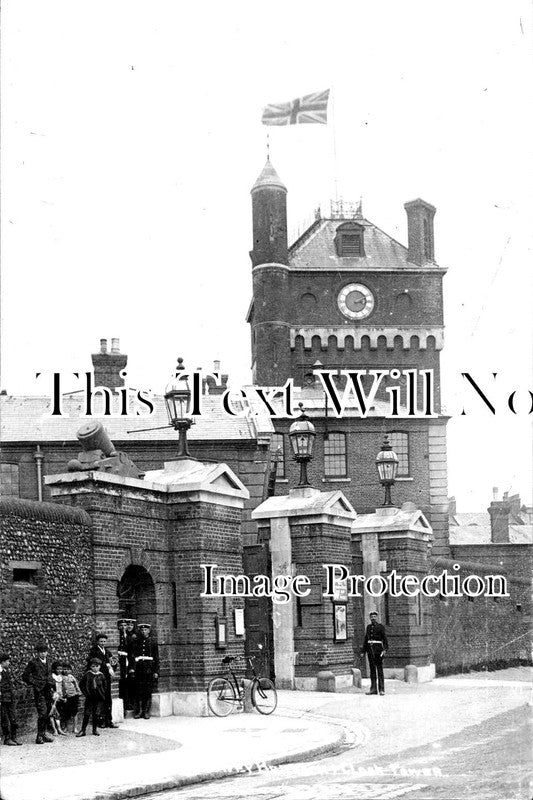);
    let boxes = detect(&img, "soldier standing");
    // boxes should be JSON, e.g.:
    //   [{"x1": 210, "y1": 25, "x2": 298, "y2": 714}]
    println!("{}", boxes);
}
[
  {"x1": 117, "y1": 619, "x2": 136, "y2": 711},
  {"x1": 130, "y1": 622, "x2": 159, "y2": 719},
  {"x1": 86, "y1": 633, "x2": 118, "y2": 728},
  {"x1": 361, "y1": 611, "x2": 389, "y2": 696},
  {"x1": 22, "y1": 643, "x2": 55, "y2": 744}
]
